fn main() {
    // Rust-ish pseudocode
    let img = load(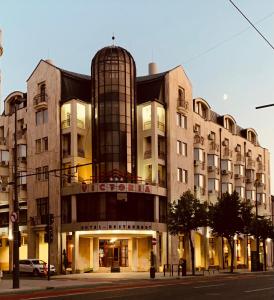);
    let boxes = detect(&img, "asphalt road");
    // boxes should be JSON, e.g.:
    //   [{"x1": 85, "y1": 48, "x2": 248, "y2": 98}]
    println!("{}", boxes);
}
[{"x1": 3, "y1": 272, "x2": 274, "y2": 300}]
